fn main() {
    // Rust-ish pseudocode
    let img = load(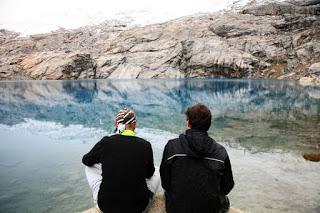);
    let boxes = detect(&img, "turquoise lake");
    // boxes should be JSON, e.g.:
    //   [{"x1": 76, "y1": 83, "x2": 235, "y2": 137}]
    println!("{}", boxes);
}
[{"x1": 0, "y1": 79, "x2": 319, "y2": 213}]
